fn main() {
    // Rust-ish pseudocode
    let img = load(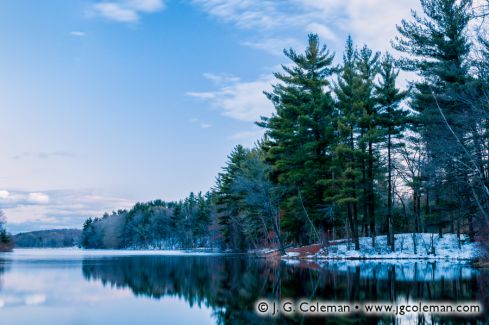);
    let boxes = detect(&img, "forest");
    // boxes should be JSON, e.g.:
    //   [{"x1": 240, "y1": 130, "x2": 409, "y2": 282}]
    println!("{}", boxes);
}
[
  {"x1": 13, "y1": 229, "x2": 82, "y2": 248},
  {"x1": 82, "y1": 0, "x2": 489, "y2": 255}
]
